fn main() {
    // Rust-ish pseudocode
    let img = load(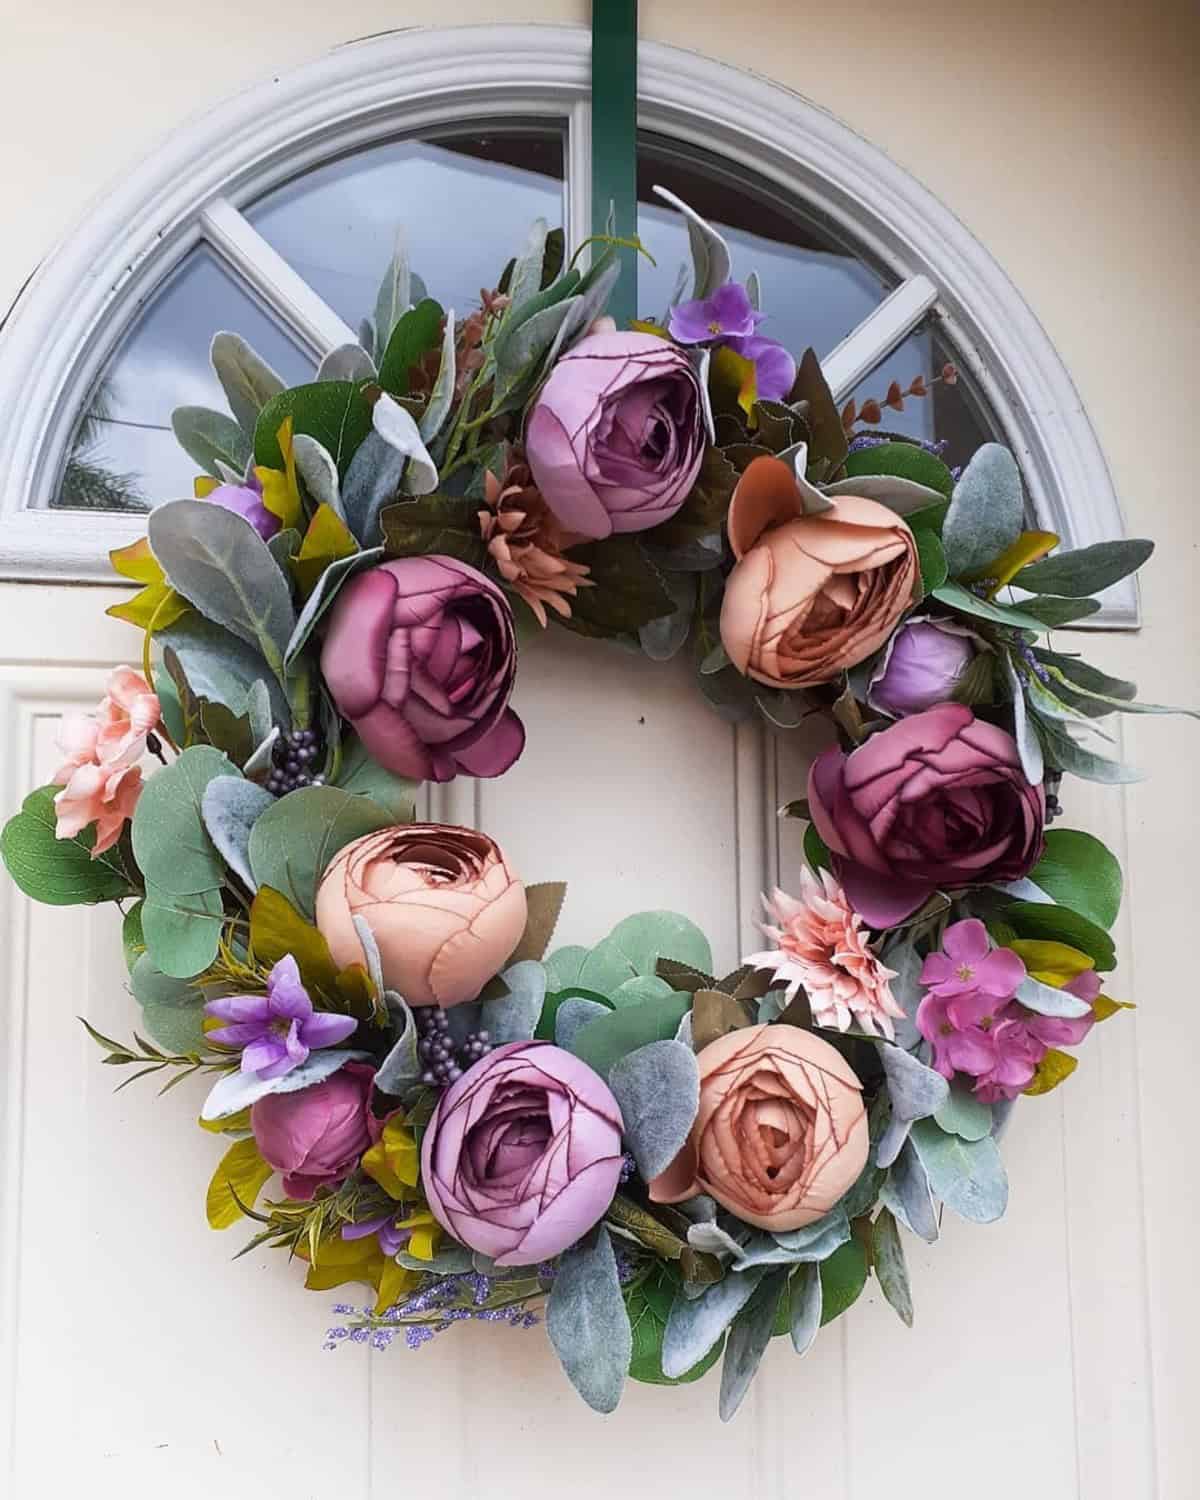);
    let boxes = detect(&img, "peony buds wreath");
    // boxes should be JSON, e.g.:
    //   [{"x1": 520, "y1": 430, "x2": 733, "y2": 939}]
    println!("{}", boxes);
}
[{"x1": 3, "y1": 189, "x2": 1193, "y2": 1420}]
